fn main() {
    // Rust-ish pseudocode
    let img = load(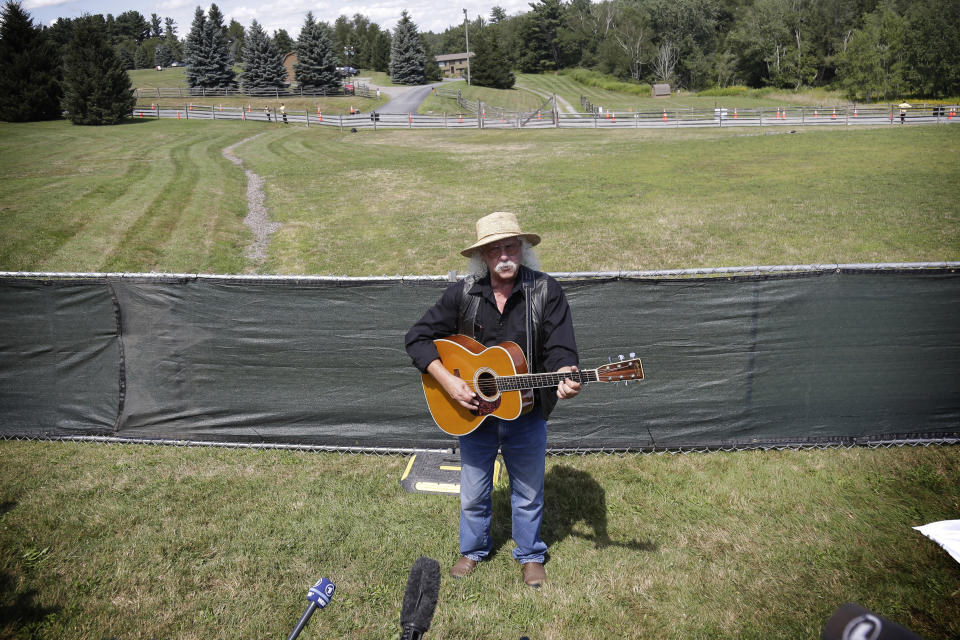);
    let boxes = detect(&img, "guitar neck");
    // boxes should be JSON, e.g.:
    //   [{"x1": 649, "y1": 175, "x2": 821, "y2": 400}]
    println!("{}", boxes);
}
[{"x1": 496, "y1": 369, "x2": 599, "y2": 392}]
